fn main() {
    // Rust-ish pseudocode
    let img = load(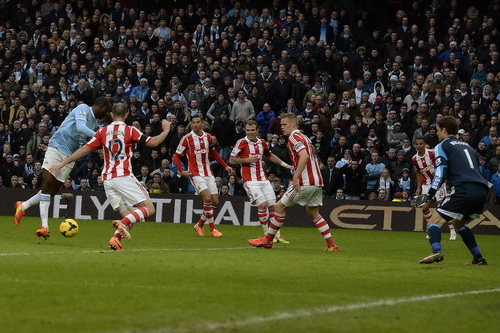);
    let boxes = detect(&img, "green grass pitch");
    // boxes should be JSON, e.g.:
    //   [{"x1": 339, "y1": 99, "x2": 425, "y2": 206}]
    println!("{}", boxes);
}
[{"x1": 1, "y1": 217, "x2": 499, "y2": 333}]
